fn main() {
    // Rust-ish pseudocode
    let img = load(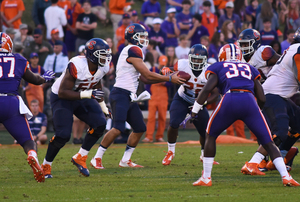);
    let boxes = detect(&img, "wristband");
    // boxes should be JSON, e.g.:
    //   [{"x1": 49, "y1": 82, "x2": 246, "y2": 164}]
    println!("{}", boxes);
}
[
  {"x1": 99, "y1": 101, "x2": 109, "y2": 115},
  {"x1": 192, "y1": 101, "x2": 203, "y2": 114},
  {"x1": 80, "y1": 90, "x2": 92, "y2": 99},
  {"x1": 169, "y1": 75, "x2": 172, "y2": 82}
]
